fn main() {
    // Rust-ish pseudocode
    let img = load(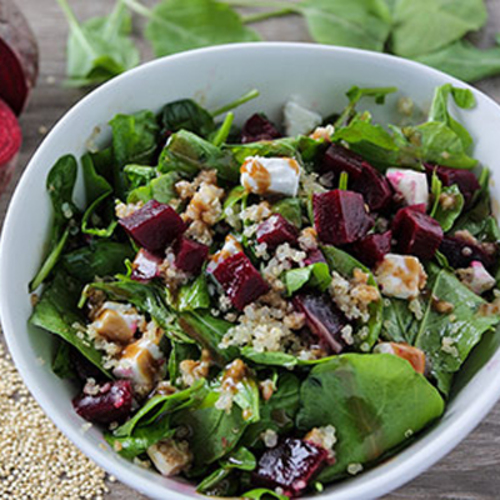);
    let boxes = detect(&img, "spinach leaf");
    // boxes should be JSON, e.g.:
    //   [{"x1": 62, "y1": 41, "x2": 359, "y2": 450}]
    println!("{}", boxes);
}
[
  {"x1": 177, "y1": 274, "x2": 211, "y2": 312},
  {"x1": 321, "y1": 245, "x2": 383, "y2": 349},
  {"x1": 272, "y1": 198, "x2": 303, "y2": 228},
  {"x1": 52, "y1": 340, "x2": 75, "y2": 379},
  {"x1": 241, "y1": 489, "x2": 288, "y2": 500},
  {"x1": 381, "y1": 298, "x2": 422, "y2": 344},
  {"x1": 414, "y1": 268, "x2": 500, "y2": 394},
  {"x1": 391, "y1": 0, "x2": 487, "y2": 58},
  {"x1": 168, "y1": 341, "x2": 201, "y2": 383},
  {"x1": 284, "y1": 262, "x2": 331, "y2": 296},
  {"x1": 58, "y1": 0, "x2": 139, "y2": 86},
  {"x1": 241, "y1": 348, "x2": 299, "y2": 369},
  {"x1": 135, "y1": 0, "x2": 260, "y2": 57},
  {"x1": 296, "y1": 353, "x2": 445, "y2": 480},
  {"x1": 124, "y1": 164, "x2": 156, "y2": 189},
  {"x1": 159, "y1": 99, "x2": 215, "y2": 137},
  {"x1": 29, "y1": 272, "x2": 111, "y2": 378},
  {"x1": 228, "y1": 137, "x2": 299, "y2": 165},
  {"x1": 297, "y1": 0, "x2": 392, "y2": 52},
  {"x1": 433, "y1": 184, "x2": 465, "y2": 232},
  {"x1": 127, "y1": 172, "x2": 180, "y2": 205},
  {"x1": 232, "y1": 375, "x2": 261, "y2": 424}
]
